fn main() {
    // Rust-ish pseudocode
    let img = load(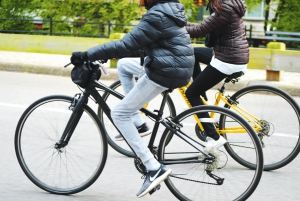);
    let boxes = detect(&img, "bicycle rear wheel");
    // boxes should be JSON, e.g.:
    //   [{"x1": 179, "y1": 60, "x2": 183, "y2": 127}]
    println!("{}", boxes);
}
[
  {"x1": 158, "y1": 106, "x2": 263, "y2": 201},
  {"x1": 221, "y1": 85, "x2": 300, "y2": 170},
  {"x1": 98, "y1": 79, "x2": 176, "y2": 157},
  {"x1": 15, "y1": 95, "x2": 107, "y2": 195}
]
